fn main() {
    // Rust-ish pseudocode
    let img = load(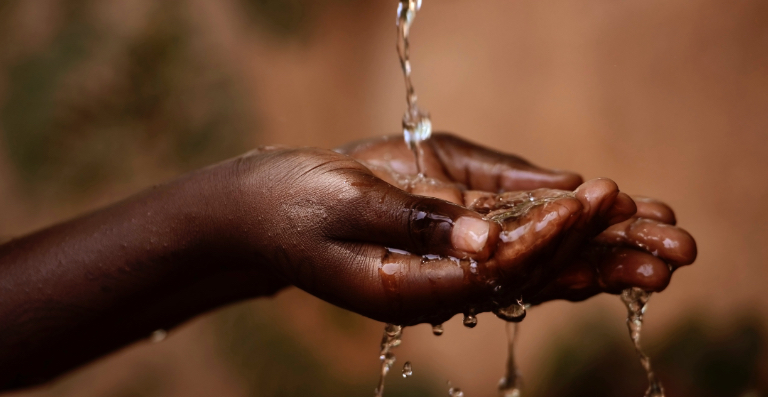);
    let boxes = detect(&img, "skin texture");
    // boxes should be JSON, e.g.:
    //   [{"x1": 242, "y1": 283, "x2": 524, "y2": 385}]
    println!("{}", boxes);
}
[{"x1": 0, "y1": 133, "x2": 696, "y2": 390}]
